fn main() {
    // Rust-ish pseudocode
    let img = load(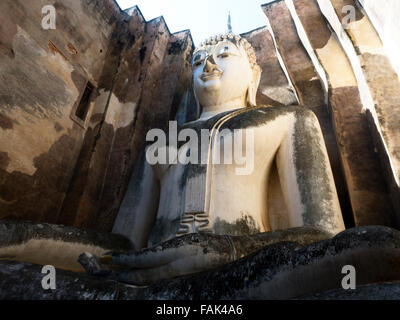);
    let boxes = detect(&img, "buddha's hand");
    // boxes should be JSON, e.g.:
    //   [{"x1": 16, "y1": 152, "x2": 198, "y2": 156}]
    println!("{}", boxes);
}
[
  {"x1": 78, "y1": 233, "x2": 235, "y2": 286},
  {"x1": 78, "y1": 227, "x2": 331, "y2": 285}
]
